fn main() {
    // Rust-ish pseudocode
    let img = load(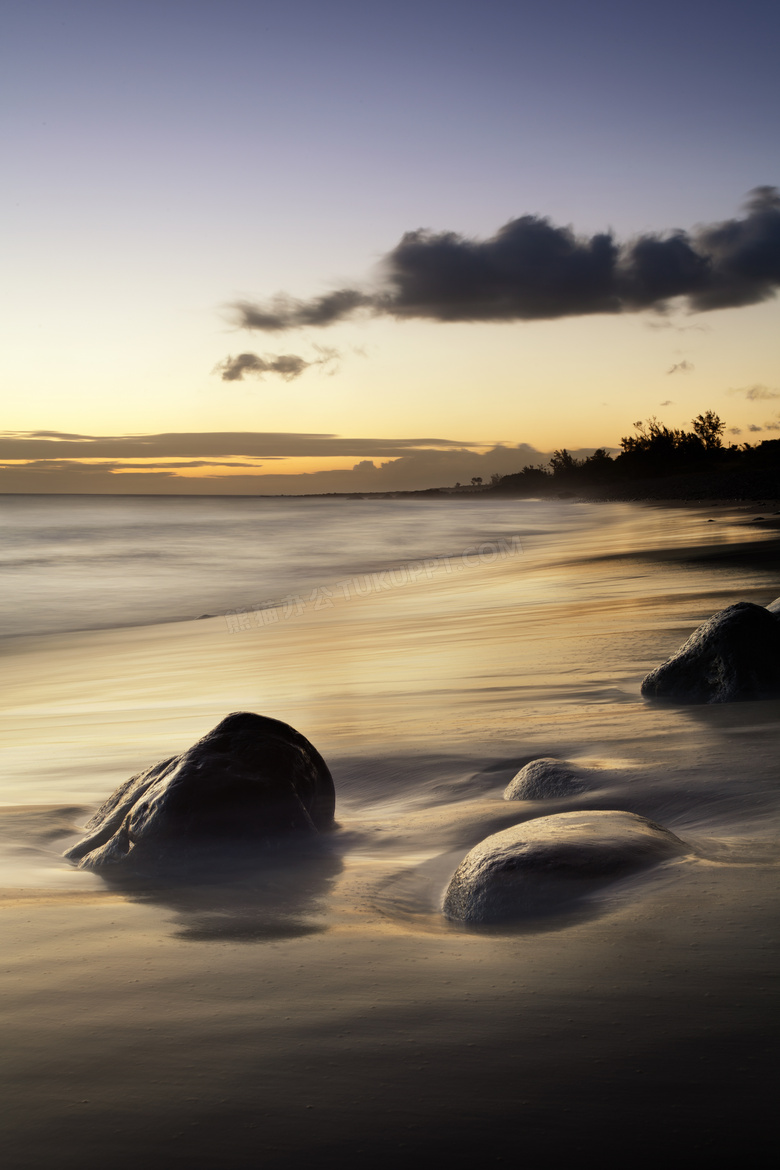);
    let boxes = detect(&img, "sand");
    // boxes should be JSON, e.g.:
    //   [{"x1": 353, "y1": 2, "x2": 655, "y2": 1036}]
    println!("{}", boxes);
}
[{"x1": 1, "y1": 500, "x2": 778, "y2": 1166}]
